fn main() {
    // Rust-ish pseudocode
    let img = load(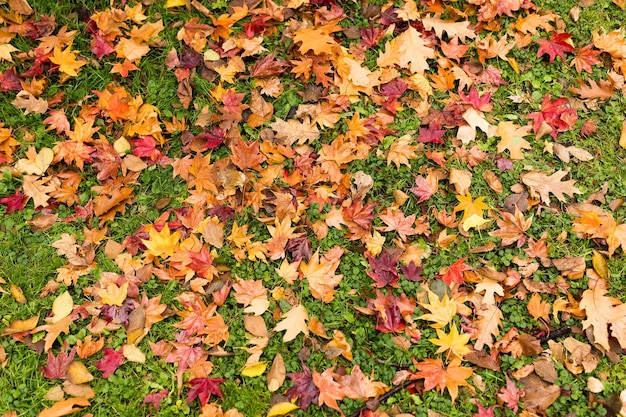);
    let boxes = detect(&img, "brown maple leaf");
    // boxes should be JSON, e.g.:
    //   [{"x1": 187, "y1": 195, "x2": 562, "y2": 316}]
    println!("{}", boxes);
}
[{"x1": 488, "y1": 207, "x2": 532, "y2": 247}]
